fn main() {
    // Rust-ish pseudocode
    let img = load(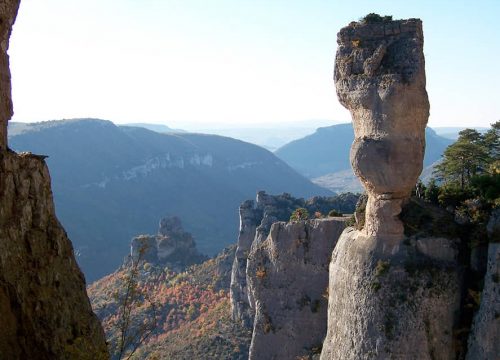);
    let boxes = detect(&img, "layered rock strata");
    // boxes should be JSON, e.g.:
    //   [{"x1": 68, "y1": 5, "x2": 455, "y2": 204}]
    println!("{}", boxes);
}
[
  {"x1": 321, "y1": 18, "x2": 462, "y2": 359},
  {"x1": 0, "y1": 1, "x2": 108, "y2": 358},
  {"x1": 247, "y1": 218, "x2": 347, "y2": 360},
  {"x1": 130, "y1": 216, "x2": 206, "y2": 271},
  {"x1": 334, "y1": 17, "x2": 429, "y2": 247}
]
